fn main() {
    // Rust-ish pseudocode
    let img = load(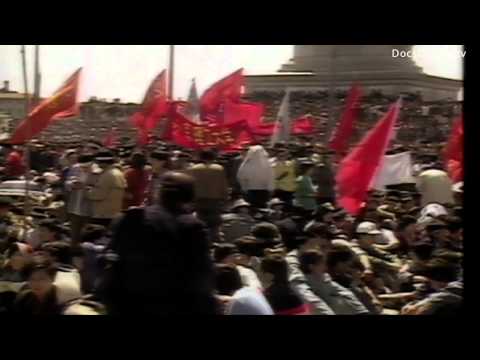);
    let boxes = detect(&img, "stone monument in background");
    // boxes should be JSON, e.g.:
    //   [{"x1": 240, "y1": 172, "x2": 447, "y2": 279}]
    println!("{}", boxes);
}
[{"x1": 246, "y1": 45, "x2": 462, "y2": 101}]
